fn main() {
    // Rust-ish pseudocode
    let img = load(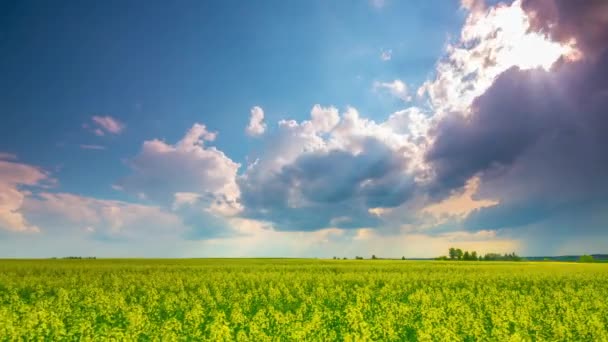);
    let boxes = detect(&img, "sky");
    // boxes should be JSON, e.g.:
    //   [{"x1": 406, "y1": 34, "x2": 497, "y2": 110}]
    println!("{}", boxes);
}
[{"x1": 1, "y1": 0, "x2": 607, "y2": 258}]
